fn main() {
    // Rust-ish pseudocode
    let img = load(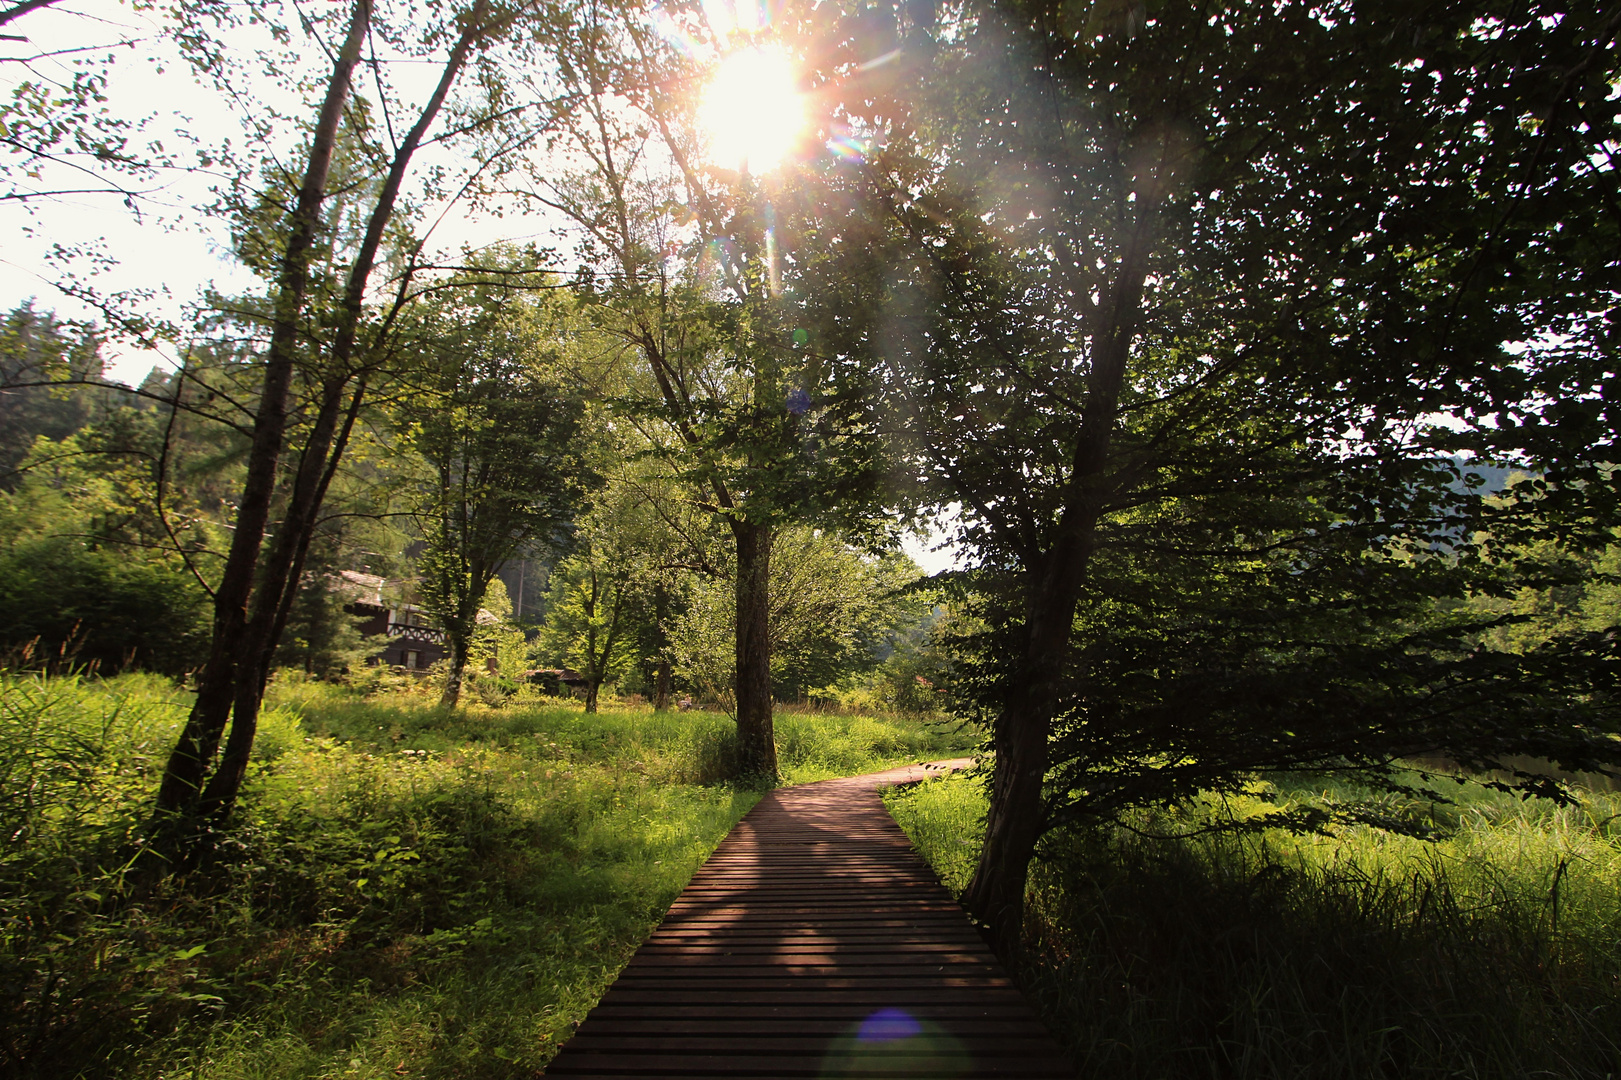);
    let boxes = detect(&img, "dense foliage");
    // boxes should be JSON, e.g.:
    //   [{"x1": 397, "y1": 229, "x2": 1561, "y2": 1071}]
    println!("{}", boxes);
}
[
  {"x1": 0, "y1": 305, "x2": 114, "y2": 488},
  {"x1": 0, "y1": 539, "x2": 209, "y2": 674},
  {"x1": 396, "y1": 267, "x2": 596, "y2": 706},
  {"x1": 782, "y1": 0, "x2": 1621, "y2": 939}
]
